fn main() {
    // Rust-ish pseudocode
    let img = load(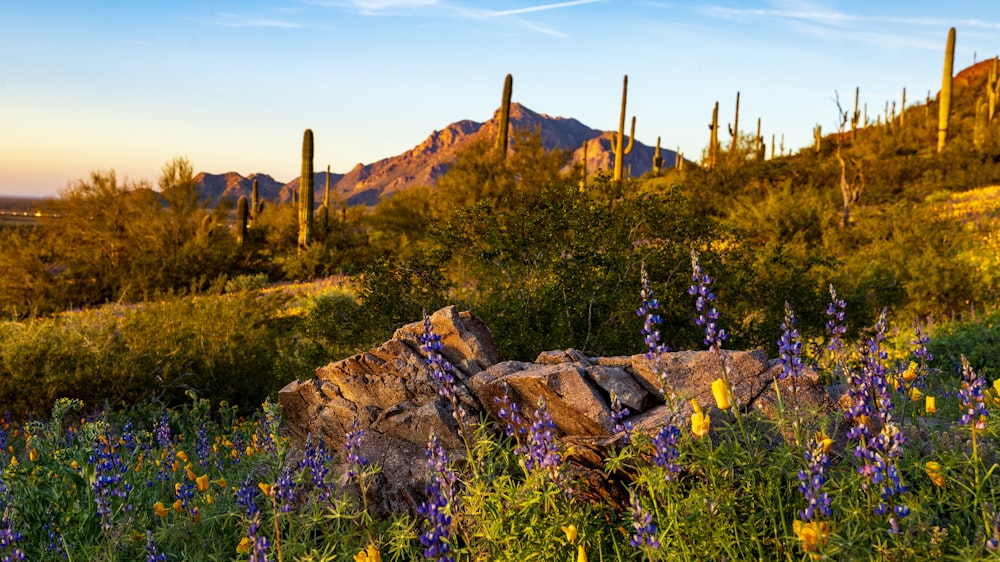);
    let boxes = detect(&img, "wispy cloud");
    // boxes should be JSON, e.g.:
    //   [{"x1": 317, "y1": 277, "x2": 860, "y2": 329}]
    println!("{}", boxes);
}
[
  {"x1": 213, "y1": 13, "x2": 302, "y2": 28},
  {"x1": 702, "y1": 3, "x2": 1000, "y2": 32},
  {"x1": 307, "y1": 0, "x2": 441, "y2": 16},
  {"x1": 698, "y1": 1, "x2": 1000, "y2": 50},
  {"x1": 484, "y1": 0, "x2": 600, "y2": 18}
]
